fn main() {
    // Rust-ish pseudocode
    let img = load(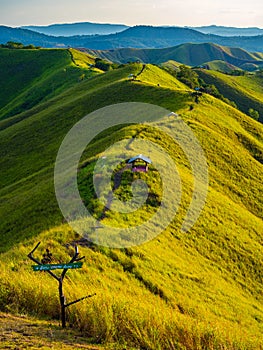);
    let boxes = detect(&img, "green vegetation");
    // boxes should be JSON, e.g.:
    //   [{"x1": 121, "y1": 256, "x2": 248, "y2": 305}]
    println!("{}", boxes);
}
[
  {"x1": 90, "y1": 42, "x2": 263, "y2": 71},
  {"x1": 67, "y1": 48, "x2": 97, "y2": 68},
  {"x1": 0, "y1": 48, "x2": 263, "y2": 349},
  {"x1": 196, "y1": 68, "x2": 263, "y2": 122},
  {"x1": 201, "y1": 60, "x2": 241, "y2": 74},
  {"x1": 0, "y1": 48, "x2": 102, "y2": 120},
  {"x1": 162, "y1": 64, "x2": 237, "y2": 108},
  {"x1": 0, "y1": 41, "x2": 40, "y2": 49},
  {"x1": 94, "y1": 57, "x2": 113, "y2": 71},
  {"x1": 249, "y1": 108, "x2": 260, "y2": 121},
  {"x1": 172, "y1": 64, "x2": 199, "y2": 89}
]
